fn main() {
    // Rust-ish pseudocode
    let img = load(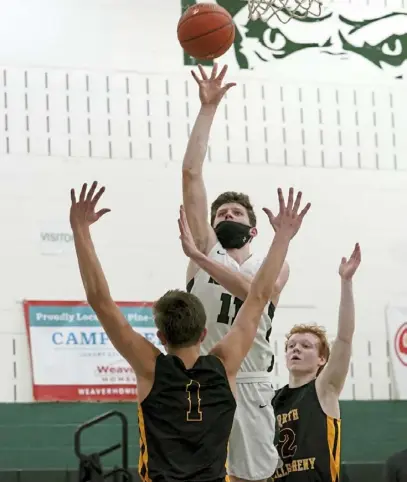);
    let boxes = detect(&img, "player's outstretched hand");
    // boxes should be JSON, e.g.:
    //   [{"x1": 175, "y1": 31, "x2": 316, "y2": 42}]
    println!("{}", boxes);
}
[
  {"x1": 263, "y1": 187, "x2": 311, "y2": 239},
  {"x1": 178, "y1": 205, "x2": 201, "y2": 258},
  {"x1": 70, "y1": 181, "x2": 111, "y2": 230},
  {"x1": 191, "y1": 63, "x2": 236, "y2": 106},
  {"x1": 339, "y1": 243, "x2": 361, "y2": 280}
]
